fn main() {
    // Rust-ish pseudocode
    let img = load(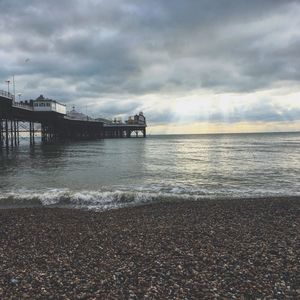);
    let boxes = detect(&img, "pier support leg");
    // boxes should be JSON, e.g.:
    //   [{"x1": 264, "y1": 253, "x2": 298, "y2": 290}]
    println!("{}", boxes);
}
[
  {"x1": 0, "y1": 119, "x2": 2, "y2": 146},
  {"x1": 32, "y1": 122, "x2": 35, "y2": 144},
  {"x1": 14, "y1": 120, "x2": 17, "y2": 146},
  {"x1": 10, "y1": 120, "x2": 14, "y2": 147},
  {"x1": 29, "y1": 122, "x2": 35, "y2": 145},
  {"x1": 17, "y1": 121, "x2": 19, "y2": 145},
  {"x1": 29, "y1": 122, "x2": 31, "y2": 144},
  {"x1": 41, "y1": 123, "x2": 48, "y2": 143},
  {"x1": 5, "y1": 118, "x2": 9, "y2": 149}
]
